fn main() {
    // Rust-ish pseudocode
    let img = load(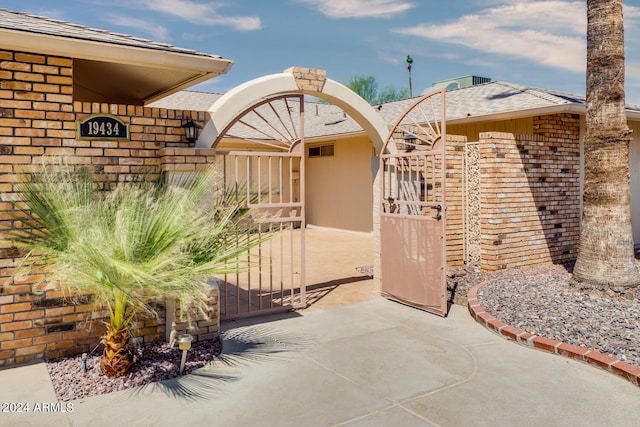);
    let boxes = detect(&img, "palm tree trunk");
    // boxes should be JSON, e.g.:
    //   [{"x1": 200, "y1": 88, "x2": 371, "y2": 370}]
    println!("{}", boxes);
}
[
  {"x1": 571, "y1": 0, "x2": 640, "y2": 290},
  {"x1": 100, "y1": 324, "x2": 133, "y2": 378}
]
